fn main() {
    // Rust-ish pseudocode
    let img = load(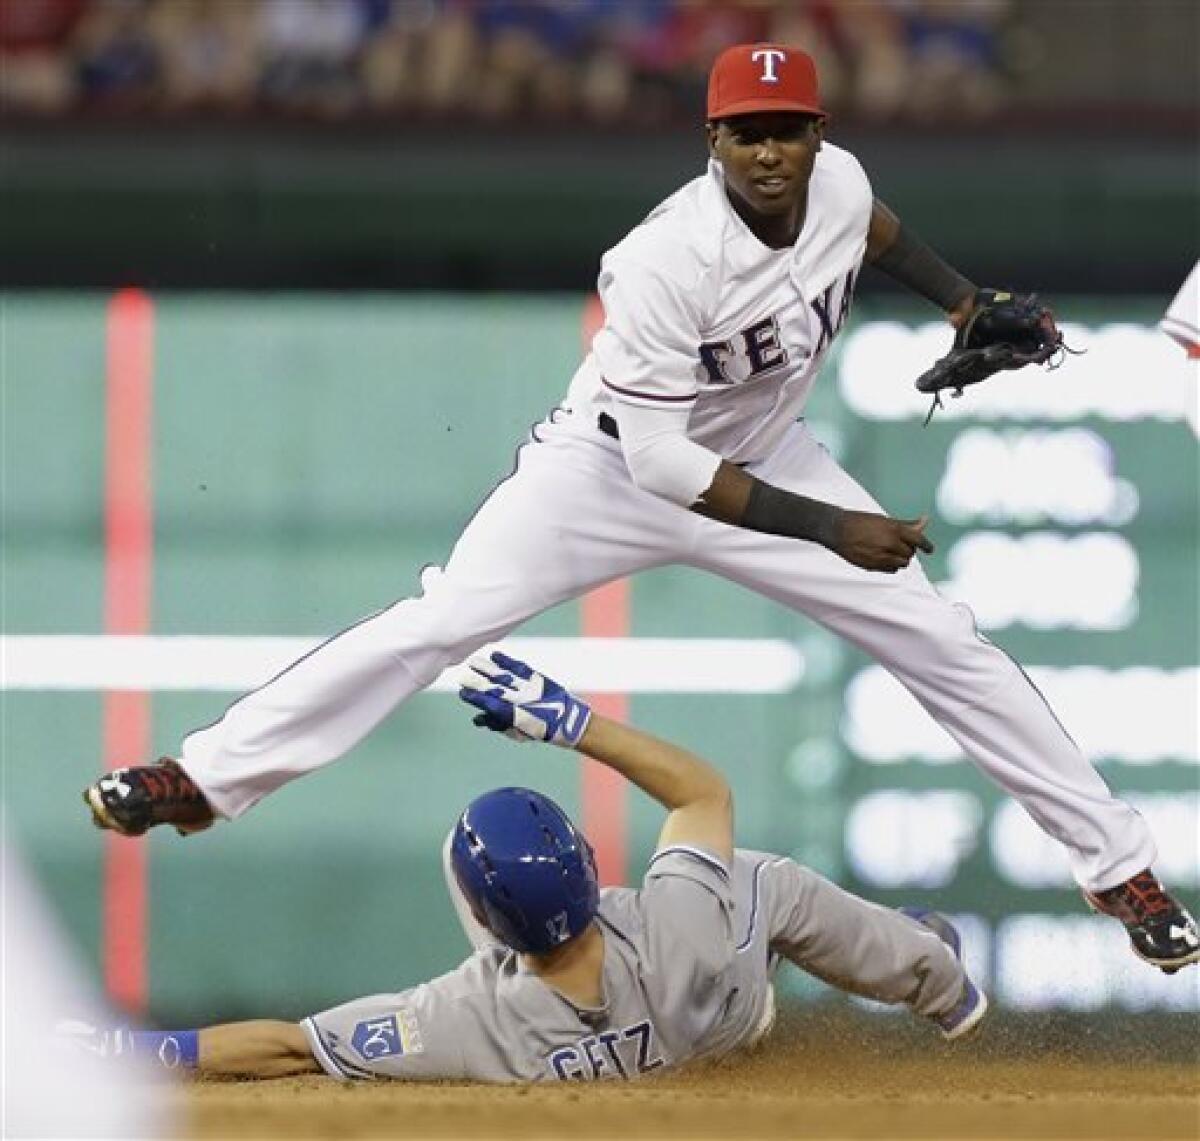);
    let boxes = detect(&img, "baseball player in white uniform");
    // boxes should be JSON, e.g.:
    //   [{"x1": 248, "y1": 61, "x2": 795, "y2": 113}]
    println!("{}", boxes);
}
[
  {"x1": 86, "y1": 43, "x2": 1198, "y2": 973},
  {"x1": 73, "y1": 651, "x2": 987, "y2": 1083}
]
